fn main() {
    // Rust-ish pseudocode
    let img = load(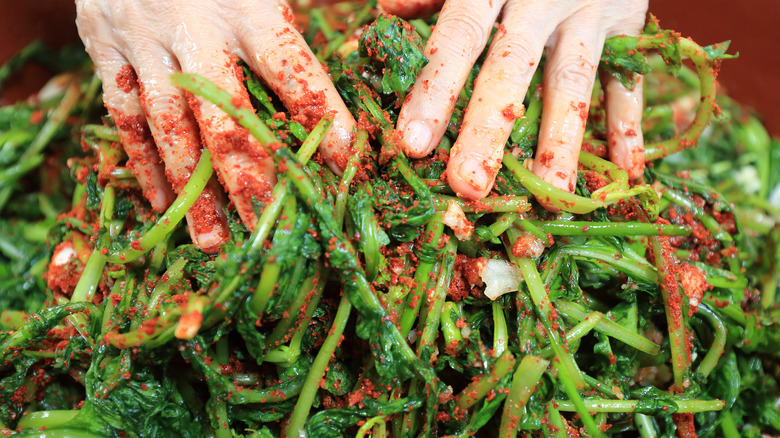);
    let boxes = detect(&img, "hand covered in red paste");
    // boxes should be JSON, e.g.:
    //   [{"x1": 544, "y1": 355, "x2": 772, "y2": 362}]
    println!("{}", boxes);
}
[
  {"x1": 380, "y1": 0, "x2": 648, "y2": 204},
  {"x1": 76, "y1": 0, "x2": 356, "y2": 252}
]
